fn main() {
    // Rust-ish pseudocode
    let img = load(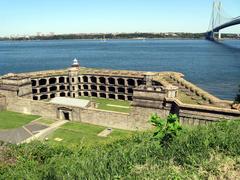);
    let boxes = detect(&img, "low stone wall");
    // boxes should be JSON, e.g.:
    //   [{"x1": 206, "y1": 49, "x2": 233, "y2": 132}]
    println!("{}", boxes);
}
[
  {"x1": 2, "y1": 93, "x2": 240, "y2": 130},
  {"x1": 130, "y1": 106, "x2": 169, "y2": 129},
  {"x1": 169, "y1": 74, "x2": 233, "y2": 107},
  {"x1": 3, "y1": 95, "x2": 148, "y2": 130},
  {"x1": 0, "y1": 95, "x2": 6, "y2": 111},
  {"x1": 79, "y1": 106, "x2": 170, "y2": 130},
  {"x1": 171, "y1": 99, "x2": 240, "y2": 125},
  {"x1": 6, "y1": 97, "x2": 57, "y2": 119},
  {"x1": 79, "y1": 108, "x2": 133, "y2": 130}
]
